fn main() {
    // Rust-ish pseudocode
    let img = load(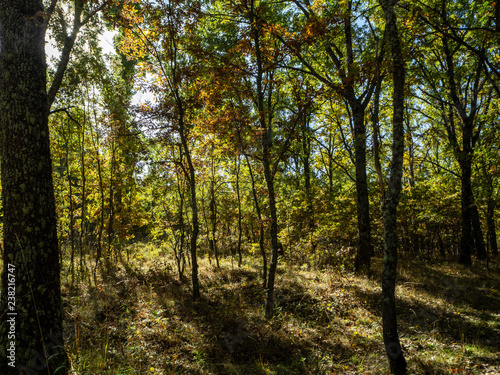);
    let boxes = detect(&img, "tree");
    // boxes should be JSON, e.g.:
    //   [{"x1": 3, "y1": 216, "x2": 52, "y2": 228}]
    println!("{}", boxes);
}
[
  {"x1": 378, "y1": 0, "x2": 408, "y2": 373},
  {"x1": 413, "y1": 0, "x2": 493, "y2": 264},
  {"x1": 119, "y1": 0, "x2": 203, "y2": 299},
  {"x1": 272, "y1": 0, "x2": 387, "y2": 272},
  {"x1": 0, "y1": 0, "x2": 106, "y2": 371},
  {"x1": 0, "y1": 1, "x2": 68, "y2": 373}
]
